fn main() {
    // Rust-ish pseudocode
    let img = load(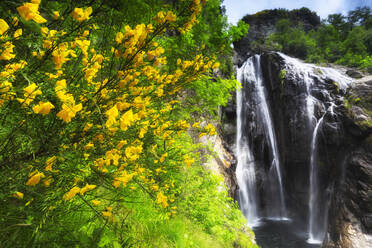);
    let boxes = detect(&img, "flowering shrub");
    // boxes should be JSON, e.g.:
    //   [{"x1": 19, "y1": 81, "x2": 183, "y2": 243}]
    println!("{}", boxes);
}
[{"x1": 0, "y1": 0, "x2": 254, "y2": 247}]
